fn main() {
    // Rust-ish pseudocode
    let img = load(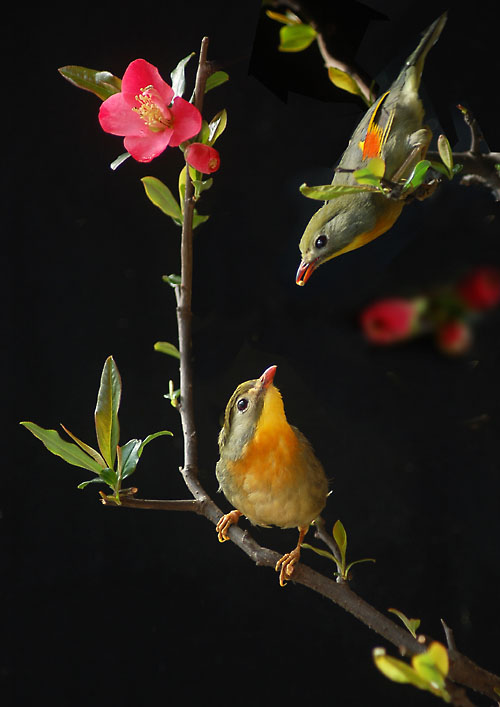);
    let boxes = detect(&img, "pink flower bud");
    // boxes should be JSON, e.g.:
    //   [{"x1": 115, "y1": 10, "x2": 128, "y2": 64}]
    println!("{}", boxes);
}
[
  {"x1": 185, "y1": 142, "x2": 220, "y2": 173},
  {"x1": 457, "y1": 266, "x2": 500, "y2": 310},
  {"x1": 360, "y1": 298, "x2": 422, "y2": 344},
  {"x1": 436, "y1": 320, "x2": 472, "y2": 356}
]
